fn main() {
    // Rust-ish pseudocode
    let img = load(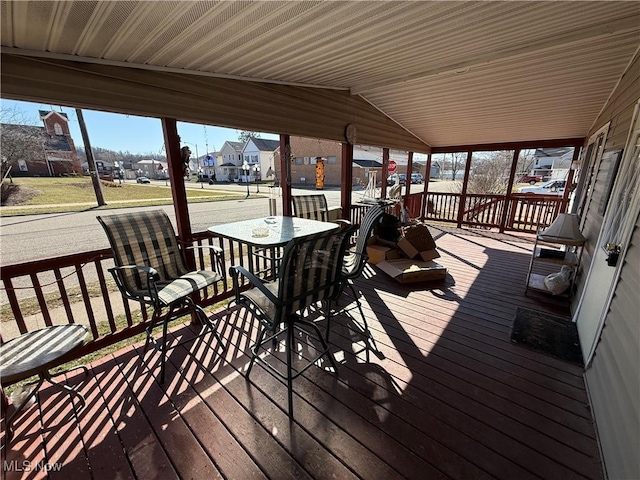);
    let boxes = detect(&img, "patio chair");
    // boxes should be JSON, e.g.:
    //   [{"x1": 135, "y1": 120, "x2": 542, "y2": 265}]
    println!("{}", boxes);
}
[
  {"x1": 97, "y1": 210, "x2": 224, "y2": 384},
  {"x1": 229, "y1": 226, "x2": 355, "y2": 417},
  {"x1": 327, "y1": 204, "x2": 385, "y2": 341},
  {"x1": 292, "y1": 194, "x2": 330, "y2": 221}
]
